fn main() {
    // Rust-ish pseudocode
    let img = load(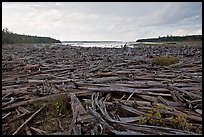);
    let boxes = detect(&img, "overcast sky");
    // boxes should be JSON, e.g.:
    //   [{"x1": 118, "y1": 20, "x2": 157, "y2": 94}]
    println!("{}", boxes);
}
[{"x1": 2, "y1": 2, "x2": 202, "y2": 41}]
